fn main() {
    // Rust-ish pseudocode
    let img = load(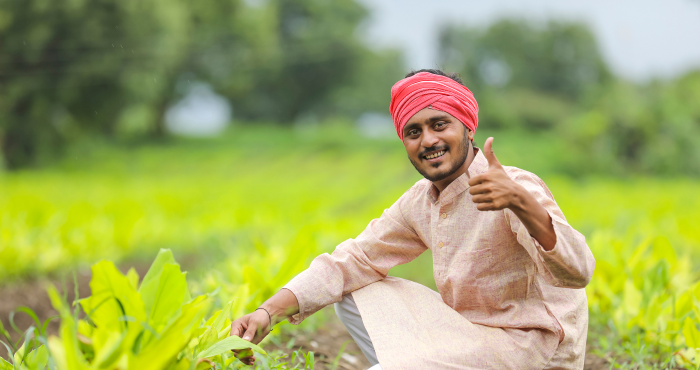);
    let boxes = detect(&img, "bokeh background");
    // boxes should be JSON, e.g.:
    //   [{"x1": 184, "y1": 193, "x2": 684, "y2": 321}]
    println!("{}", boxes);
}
[{"x1": 2, "y1": 0, "x2": 700, "y2": 368}]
